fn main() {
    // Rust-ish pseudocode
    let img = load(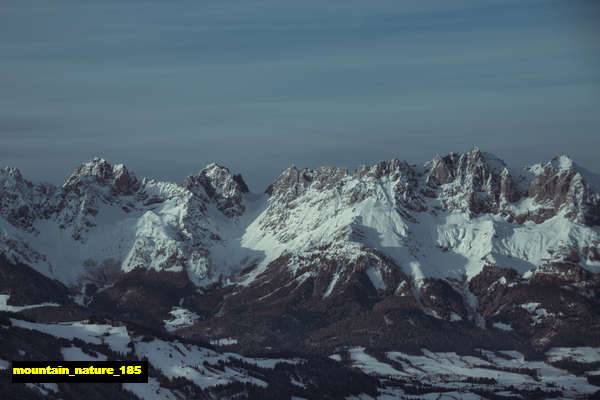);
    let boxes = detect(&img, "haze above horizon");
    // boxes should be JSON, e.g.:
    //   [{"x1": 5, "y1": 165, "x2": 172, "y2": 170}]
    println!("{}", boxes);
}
[{"x1": 1, "y1": 0, "x2": 599, "y2": 191}]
